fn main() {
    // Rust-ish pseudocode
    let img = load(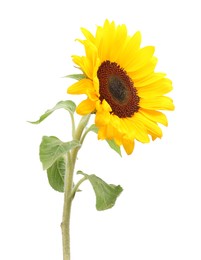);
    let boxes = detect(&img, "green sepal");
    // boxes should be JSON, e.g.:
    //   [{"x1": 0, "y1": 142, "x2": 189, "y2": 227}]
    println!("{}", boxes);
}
[
  {"x1": 47, "y1": 156, "x2": 66, "y2": 192},
  {"x1": 106, "y1": 139, "x2": 122, "y2": 157},
  {"x1": 88, "y1": 124, "x2": 122, "y2": 157},
  {"x1": 28, "y1": 100, "x2": 76, "y2": 124},
  {"x1": 64, "y1": 74, "x2": 86, "y2": 81},
  {"x1": 40, "y1": 136, "x2": 80, "y2": 170},
  {"x1": 78, "y1": 171, "x2": 123, "y2": 211}
]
